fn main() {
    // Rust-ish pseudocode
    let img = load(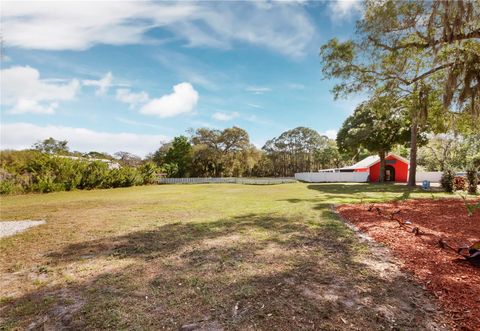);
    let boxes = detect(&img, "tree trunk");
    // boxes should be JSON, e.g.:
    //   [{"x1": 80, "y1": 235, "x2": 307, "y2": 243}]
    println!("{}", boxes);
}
[
  {"x1": 378, "y1": 150, "x2": 386, "y2": 182},
  {"x1": 408, "y1": 117, "x2": 418, "y2": 187}
]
